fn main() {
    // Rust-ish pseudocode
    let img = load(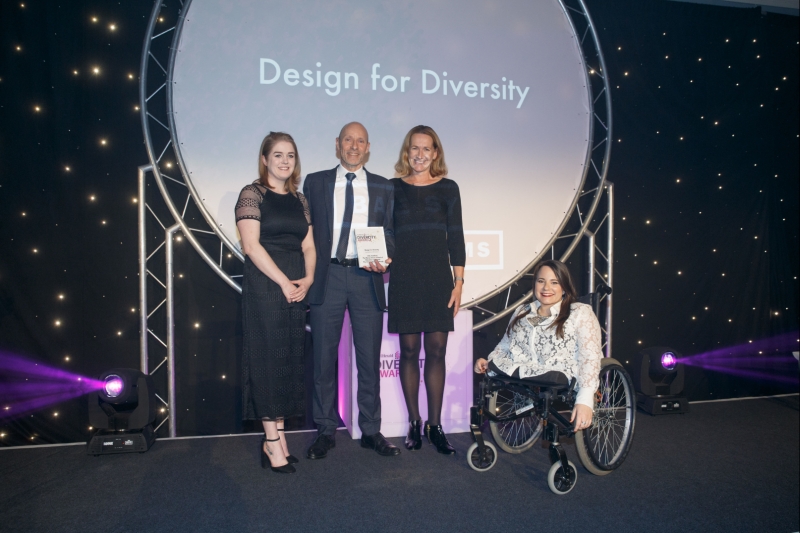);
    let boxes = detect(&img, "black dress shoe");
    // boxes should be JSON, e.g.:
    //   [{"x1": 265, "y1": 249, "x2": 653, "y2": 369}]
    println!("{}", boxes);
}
[
  {"x1": 424, "y1": 422, "x2": 456, "y2": 455},
  {"x1": 405, "y1": 420, "x2": 422, "y2": 451},
  {"x1": 361, "y1": 432, "x2": 401, "y2": 456},
  {"x1": 306, "y1": 433, "x2": 336, "y2": 460}
]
